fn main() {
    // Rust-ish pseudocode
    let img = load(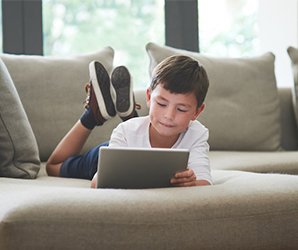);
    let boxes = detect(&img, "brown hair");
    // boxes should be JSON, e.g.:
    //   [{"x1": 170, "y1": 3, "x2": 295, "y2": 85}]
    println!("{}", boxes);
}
[{"x1": 150, "y1": 55, "x2": 209, "y2": 108}]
